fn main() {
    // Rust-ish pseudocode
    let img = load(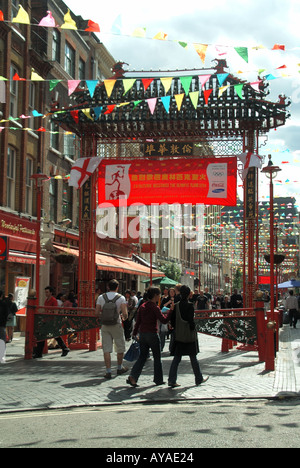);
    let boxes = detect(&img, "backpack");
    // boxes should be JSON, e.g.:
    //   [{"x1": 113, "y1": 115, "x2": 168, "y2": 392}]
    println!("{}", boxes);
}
[{"x1": 100, "y1": 293, "x2": 121, "y2": 326}]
